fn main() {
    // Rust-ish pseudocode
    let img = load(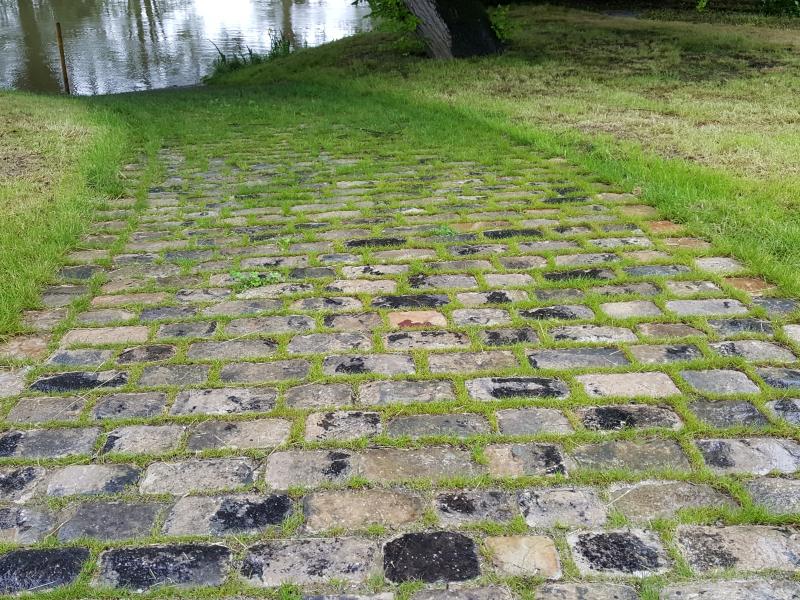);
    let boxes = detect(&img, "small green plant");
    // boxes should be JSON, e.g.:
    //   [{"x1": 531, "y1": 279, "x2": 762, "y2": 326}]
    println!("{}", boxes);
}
[
  {"x1": 431, "y1": 223, "x2": 458, "y2": 237},
  {"x1": 230, "y1": 270, "x2": 283, "y2": 288},
  {"x1": 489, "y1": 5, "x2": 516, "y2": 43},
  {"x1": 266, "y1": 28, "x2": 296, "y2": 59},
  {"x1": 354, "y1": 0, "x2": 419, "y2": 32},
  {"x1": 277, "y1": 236, "x2": 293, "y2": 252},
  {"x1": 277, "y1": 584, "x2": 303, "y2": 600},
  {"x1": 206, "y1": 30, "x2": 298, "y2": 80}
]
